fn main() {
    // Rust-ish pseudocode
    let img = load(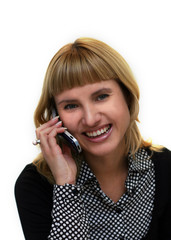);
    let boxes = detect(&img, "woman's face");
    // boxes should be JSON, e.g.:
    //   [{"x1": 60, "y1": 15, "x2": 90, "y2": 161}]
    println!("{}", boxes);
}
[{"x1": 55, "y1": 80, "x2": 130, "y2": 157}]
